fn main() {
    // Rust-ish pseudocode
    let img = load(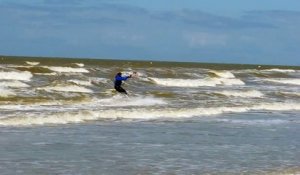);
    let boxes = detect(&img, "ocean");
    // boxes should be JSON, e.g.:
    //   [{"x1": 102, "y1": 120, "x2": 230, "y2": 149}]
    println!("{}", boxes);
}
[{"x1": 0, "y1": 56, "x2": 299, "y2": 174}]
